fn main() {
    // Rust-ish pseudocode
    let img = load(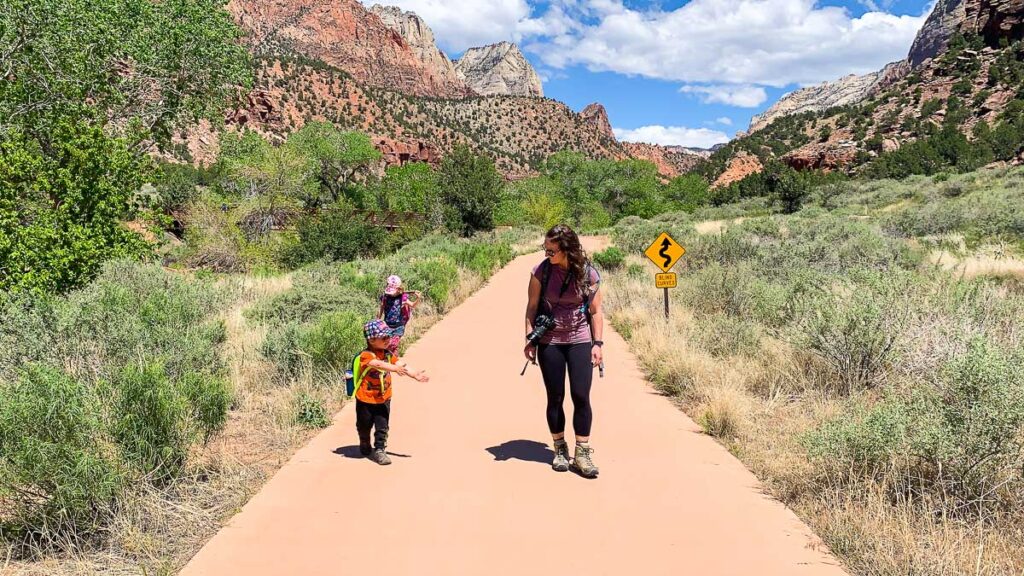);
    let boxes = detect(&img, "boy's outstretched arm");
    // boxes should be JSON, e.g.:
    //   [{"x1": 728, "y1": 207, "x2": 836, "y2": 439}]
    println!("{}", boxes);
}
[{"x1": 367, "y1": 358, "x2": 430, "y2": 382}]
